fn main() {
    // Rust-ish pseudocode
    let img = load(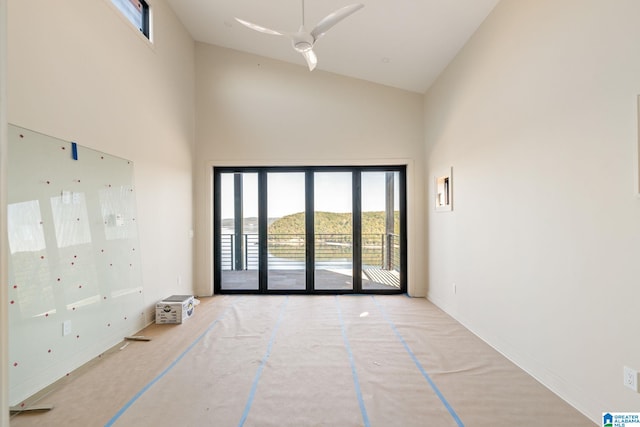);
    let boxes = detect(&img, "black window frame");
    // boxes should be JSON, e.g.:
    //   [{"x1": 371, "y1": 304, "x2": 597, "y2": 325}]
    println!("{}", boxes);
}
[
  {"x1": 111, "y1": 0, "x2": 151, "y2": 40},
  {"x1": 213, "y1": 165, "x2": 408, "y2": 295}
]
